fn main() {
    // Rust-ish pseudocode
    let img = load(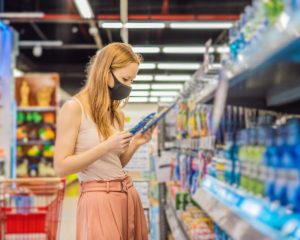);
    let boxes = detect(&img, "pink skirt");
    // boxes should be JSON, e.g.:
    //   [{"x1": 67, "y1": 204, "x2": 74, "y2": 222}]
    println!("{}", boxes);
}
[{"x1": 76, "y1": 176, "x2": 148, "y2": 240}]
